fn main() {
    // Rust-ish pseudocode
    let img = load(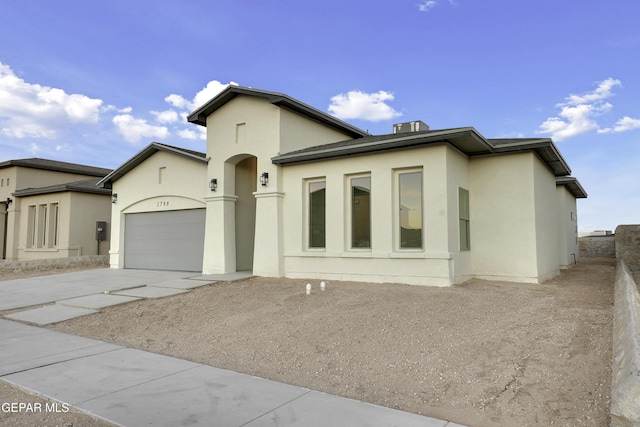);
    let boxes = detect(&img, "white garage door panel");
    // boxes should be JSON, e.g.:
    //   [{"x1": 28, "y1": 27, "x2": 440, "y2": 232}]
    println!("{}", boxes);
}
[{"x1": 124, "y1": 209, "x2": 205, "y2": 272}]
